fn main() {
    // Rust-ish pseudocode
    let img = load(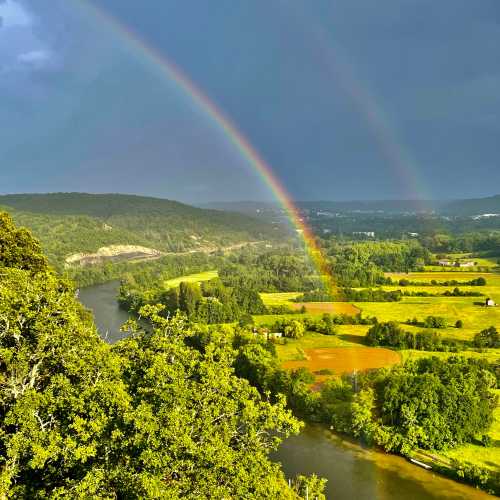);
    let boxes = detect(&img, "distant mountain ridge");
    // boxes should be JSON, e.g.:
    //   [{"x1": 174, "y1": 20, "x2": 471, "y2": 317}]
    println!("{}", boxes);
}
[
  {"x1": 439, "y1": 194, "x2": 500, "y2": 216},
  {"x1": 201, "y1": 195, "x2": 500, "y2": 216},
  {"x1": 0, "y1": 193, "x2": 282, "y2": 268}
]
